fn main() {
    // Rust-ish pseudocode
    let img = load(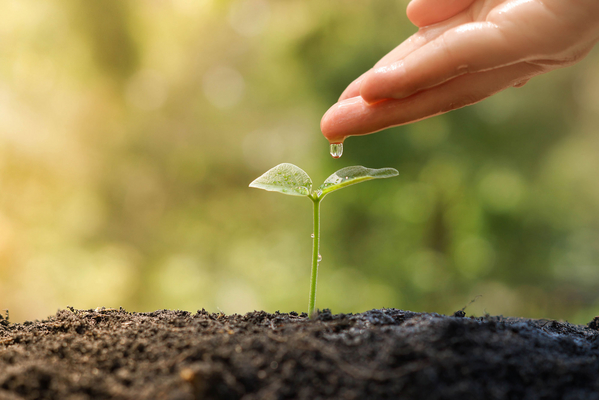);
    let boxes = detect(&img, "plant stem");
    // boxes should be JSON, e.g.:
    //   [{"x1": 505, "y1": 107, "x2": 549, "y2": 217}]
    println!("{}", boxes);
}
[{"x1": 308, "y1": 197, "x2": 321, "y2": 317}]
